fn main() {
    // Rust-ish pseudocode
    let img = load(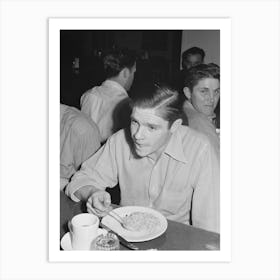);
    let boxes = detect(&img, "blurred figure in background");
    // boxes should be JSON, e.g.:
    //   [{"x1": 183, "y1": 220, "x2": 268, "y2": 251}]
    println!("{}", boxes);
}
[
  {"x1": 80, "y1": 48, "x2": 137, "y2": 143},
  {"x1": 182, "y1": 47, "x2": 205, "y2": 70},
  {"x1": 60, "y1": 104, "x2": 101, "y2": 190},
  {"x1": 182, "y1": 63, "x2": 220, "y2": 158},
  {"x1": 174, "y1": 46, "x2": 205, "y2": 99}
]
